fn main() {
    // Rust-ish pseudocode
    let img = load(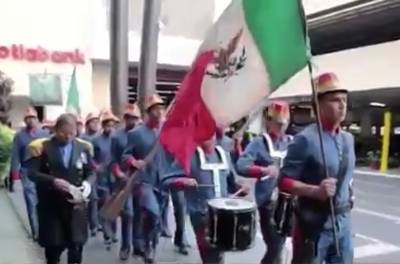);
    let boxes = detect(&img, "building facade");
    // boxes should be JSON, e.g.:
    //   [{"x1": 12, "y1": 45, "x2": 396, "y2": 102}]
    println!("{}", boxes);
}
[{"x1": 0, "y1": 0, "x2": 94, "y2": 126}]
